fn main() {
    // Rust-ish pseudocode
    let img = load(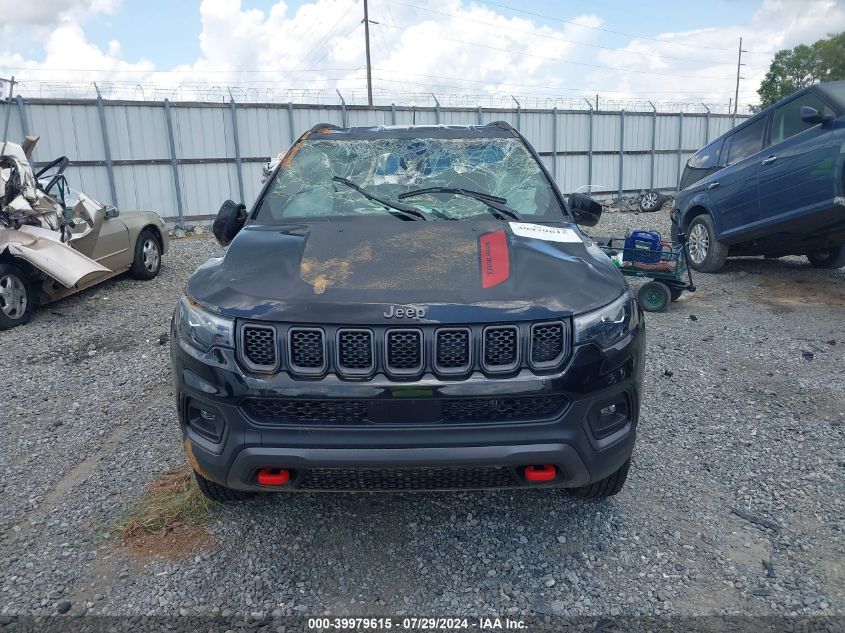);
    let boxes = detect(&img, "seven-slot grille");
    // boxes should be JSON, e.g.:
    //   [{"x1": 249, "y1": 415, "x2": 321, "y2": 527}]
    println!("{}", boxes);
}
[
  {"x1": 239, "y1": 321, "x2": 568, "y2": 376},
  {"x1": 289, "y1": 328, "x2": 326, "y2": 372},
  {"x1": 386, "y1": 329, "x2": 423, "y2": 372},
  {"x1": 242, "y1": 325, "x2": 277, "y2": 369},
  {"x1": 483, "y1": 325, "x2": 519, "y2": 371},
  {"x1": 530, "y1": 322, "x2": 566, "y2": 366},
  {"x1": 337, "y1": 329, "x2": 374, "y2": 372}
]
